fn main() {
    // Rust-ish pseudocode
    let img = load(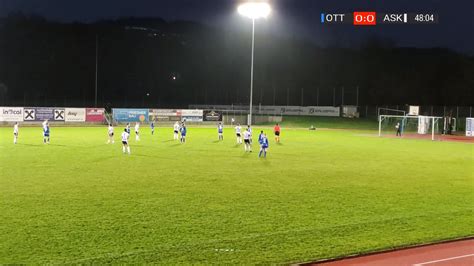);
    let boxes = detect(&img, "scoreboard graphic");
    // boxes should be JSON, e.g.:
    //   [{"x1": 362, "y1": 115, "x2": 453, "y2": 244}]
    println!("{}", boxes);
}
[{"x1": 320, "y1": 12, "x2": 438, "y2": 25}]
